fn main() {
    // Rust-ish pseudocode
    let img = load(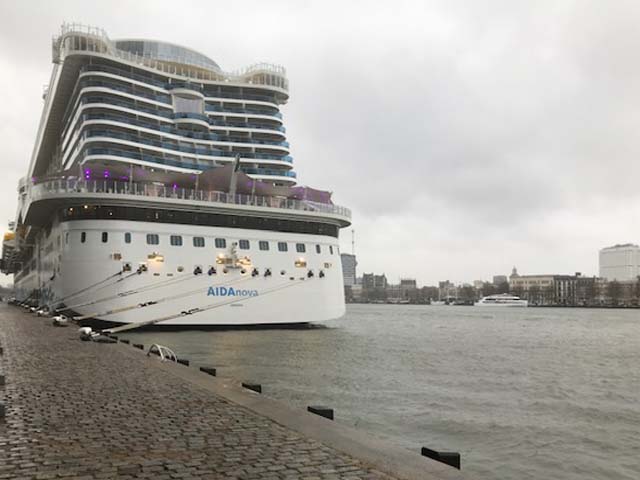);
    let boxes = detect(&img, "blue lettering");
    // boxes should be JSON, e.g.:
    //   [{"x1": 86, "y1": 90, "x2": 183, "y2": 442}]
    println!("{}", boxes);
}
[{"x1": 206, "y1": 287, "x2": 259, "y2": 297}]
